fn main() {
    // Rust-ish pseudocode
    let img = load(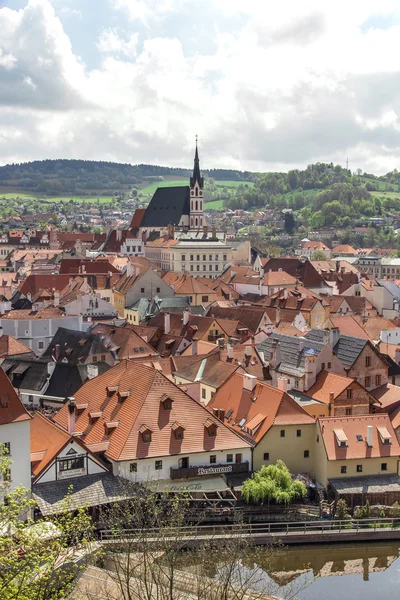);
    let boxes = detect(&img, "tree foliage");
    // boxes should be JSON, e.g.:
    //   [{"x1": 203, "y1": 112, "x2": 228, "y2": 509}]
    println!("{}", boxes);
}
[
  {"x1": 242, "y1": 460, "x2": 306, "y2": 505},
  {"x1": 0, "y1": 445, "x2": 96, "y2": 600}
]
